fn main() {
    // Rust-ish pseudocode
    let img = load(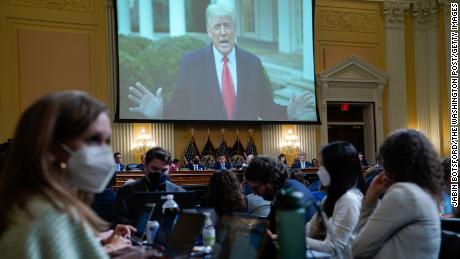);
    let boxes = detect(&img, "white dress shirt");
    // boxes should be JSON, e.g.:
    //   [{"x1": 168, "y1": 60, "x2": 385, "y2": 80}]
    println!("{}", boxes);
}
[{"x1": 213, "y1": 46, "x2": 237, "y2": 96}]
